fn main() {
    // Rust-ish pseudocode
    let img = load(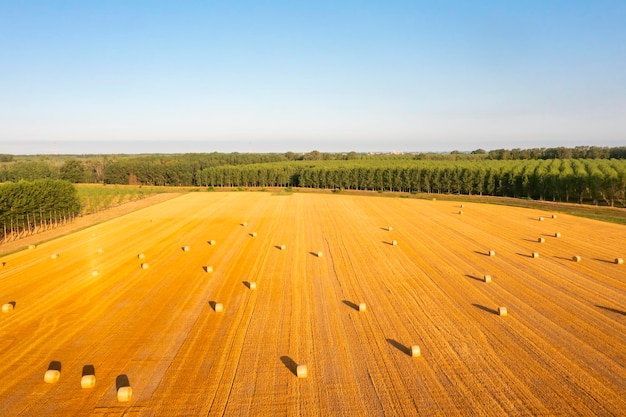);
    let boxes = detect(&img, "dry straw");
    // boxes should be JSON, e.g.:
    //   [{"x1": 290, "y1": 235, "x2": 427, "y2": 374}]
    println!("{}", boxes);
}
[
  {"x1": 296, "y1": 364, "x2": 308, "y2": 378},
  {"x1": 117, "y1": 386, "x2": 132, "y2": 402},
  {"x1": 81, "y1": 375, "x2": 96, "y2": 389},
  {"x1": 572, "y1": 255, "x2": 582, "y2": 262},
  {"x1": 2, "y1": 303, "x2": 13, "y2": 313},
  {"x1": 616, "y1": 258, "x2": 624, "y2": 265},
  {"x1": 538, "y1": 237, "x2": 545, "y2": 243},
  {"x1": 410, "y1": 345, "x2": 421, "y2": 357},
  {"x1": 44, "y1": 370, "x2": 60, "y2": 384},
  {"x1": 359, "y1": 303, "x2": 367, "y2": 312},
  {"x1": 483, "y1": 275, "x2": 492, "y2": 283},
  {"x1": 532, "y1": 252, "x2": 540, "y2": 258}
]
